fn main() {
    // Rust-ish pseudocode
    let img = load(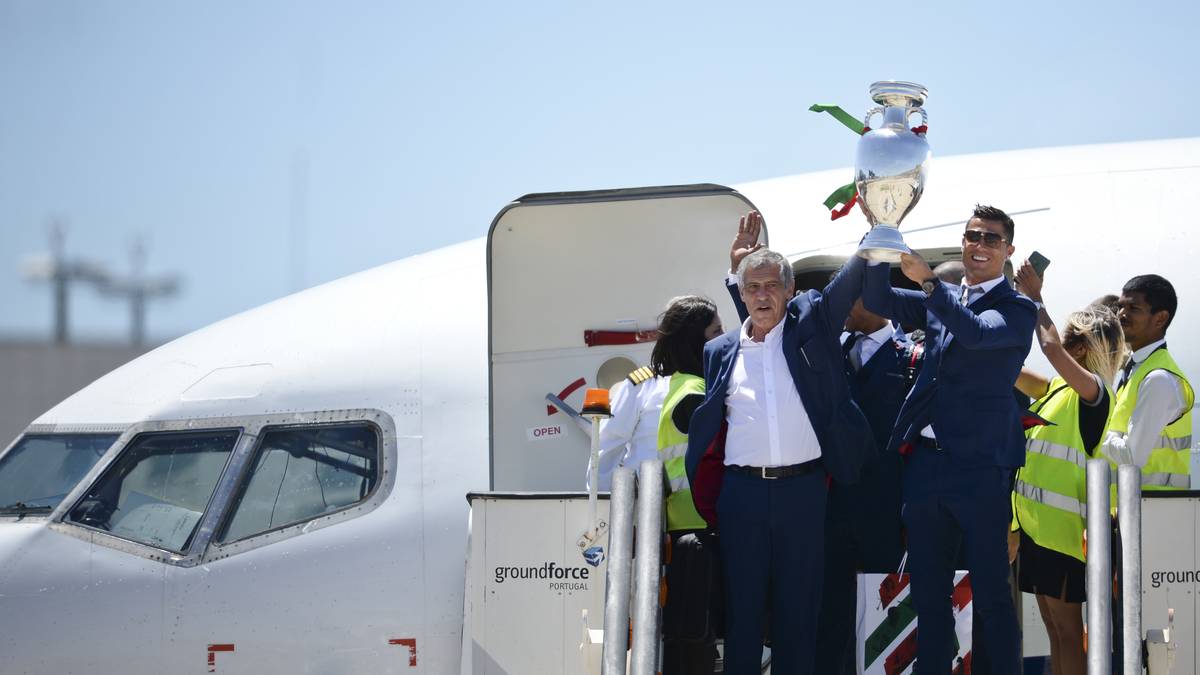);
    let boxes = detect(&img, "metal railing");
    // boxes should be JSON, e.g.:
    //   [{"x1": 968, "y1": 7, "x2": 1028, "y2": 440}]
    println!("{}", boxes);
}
[
  {"x1": 1117, "y1": 464, "x2": 1143, "y2": 675},
  {"x1": 601, "y1": 460, "x2": 664, "y2": 675},
  {"x1": 1086, "y1": 459, "x2": 1148, "y2": 675},
  {"x1": 601, "y1": 467, "x2": 636, "y2": 675},
  {"x1": 1086, "y1": 459, "x2": 1112, "y2": 675}
]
